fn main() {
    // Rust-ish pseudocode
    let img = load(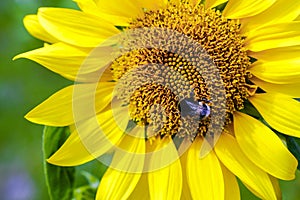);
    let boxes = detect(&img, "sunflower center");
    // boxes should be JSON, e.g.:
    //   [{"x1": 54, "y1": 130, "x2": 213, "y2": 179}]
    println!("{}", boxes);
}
[{"x1": 110, "y1": 2, "x2": 253, "y2": 139}]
